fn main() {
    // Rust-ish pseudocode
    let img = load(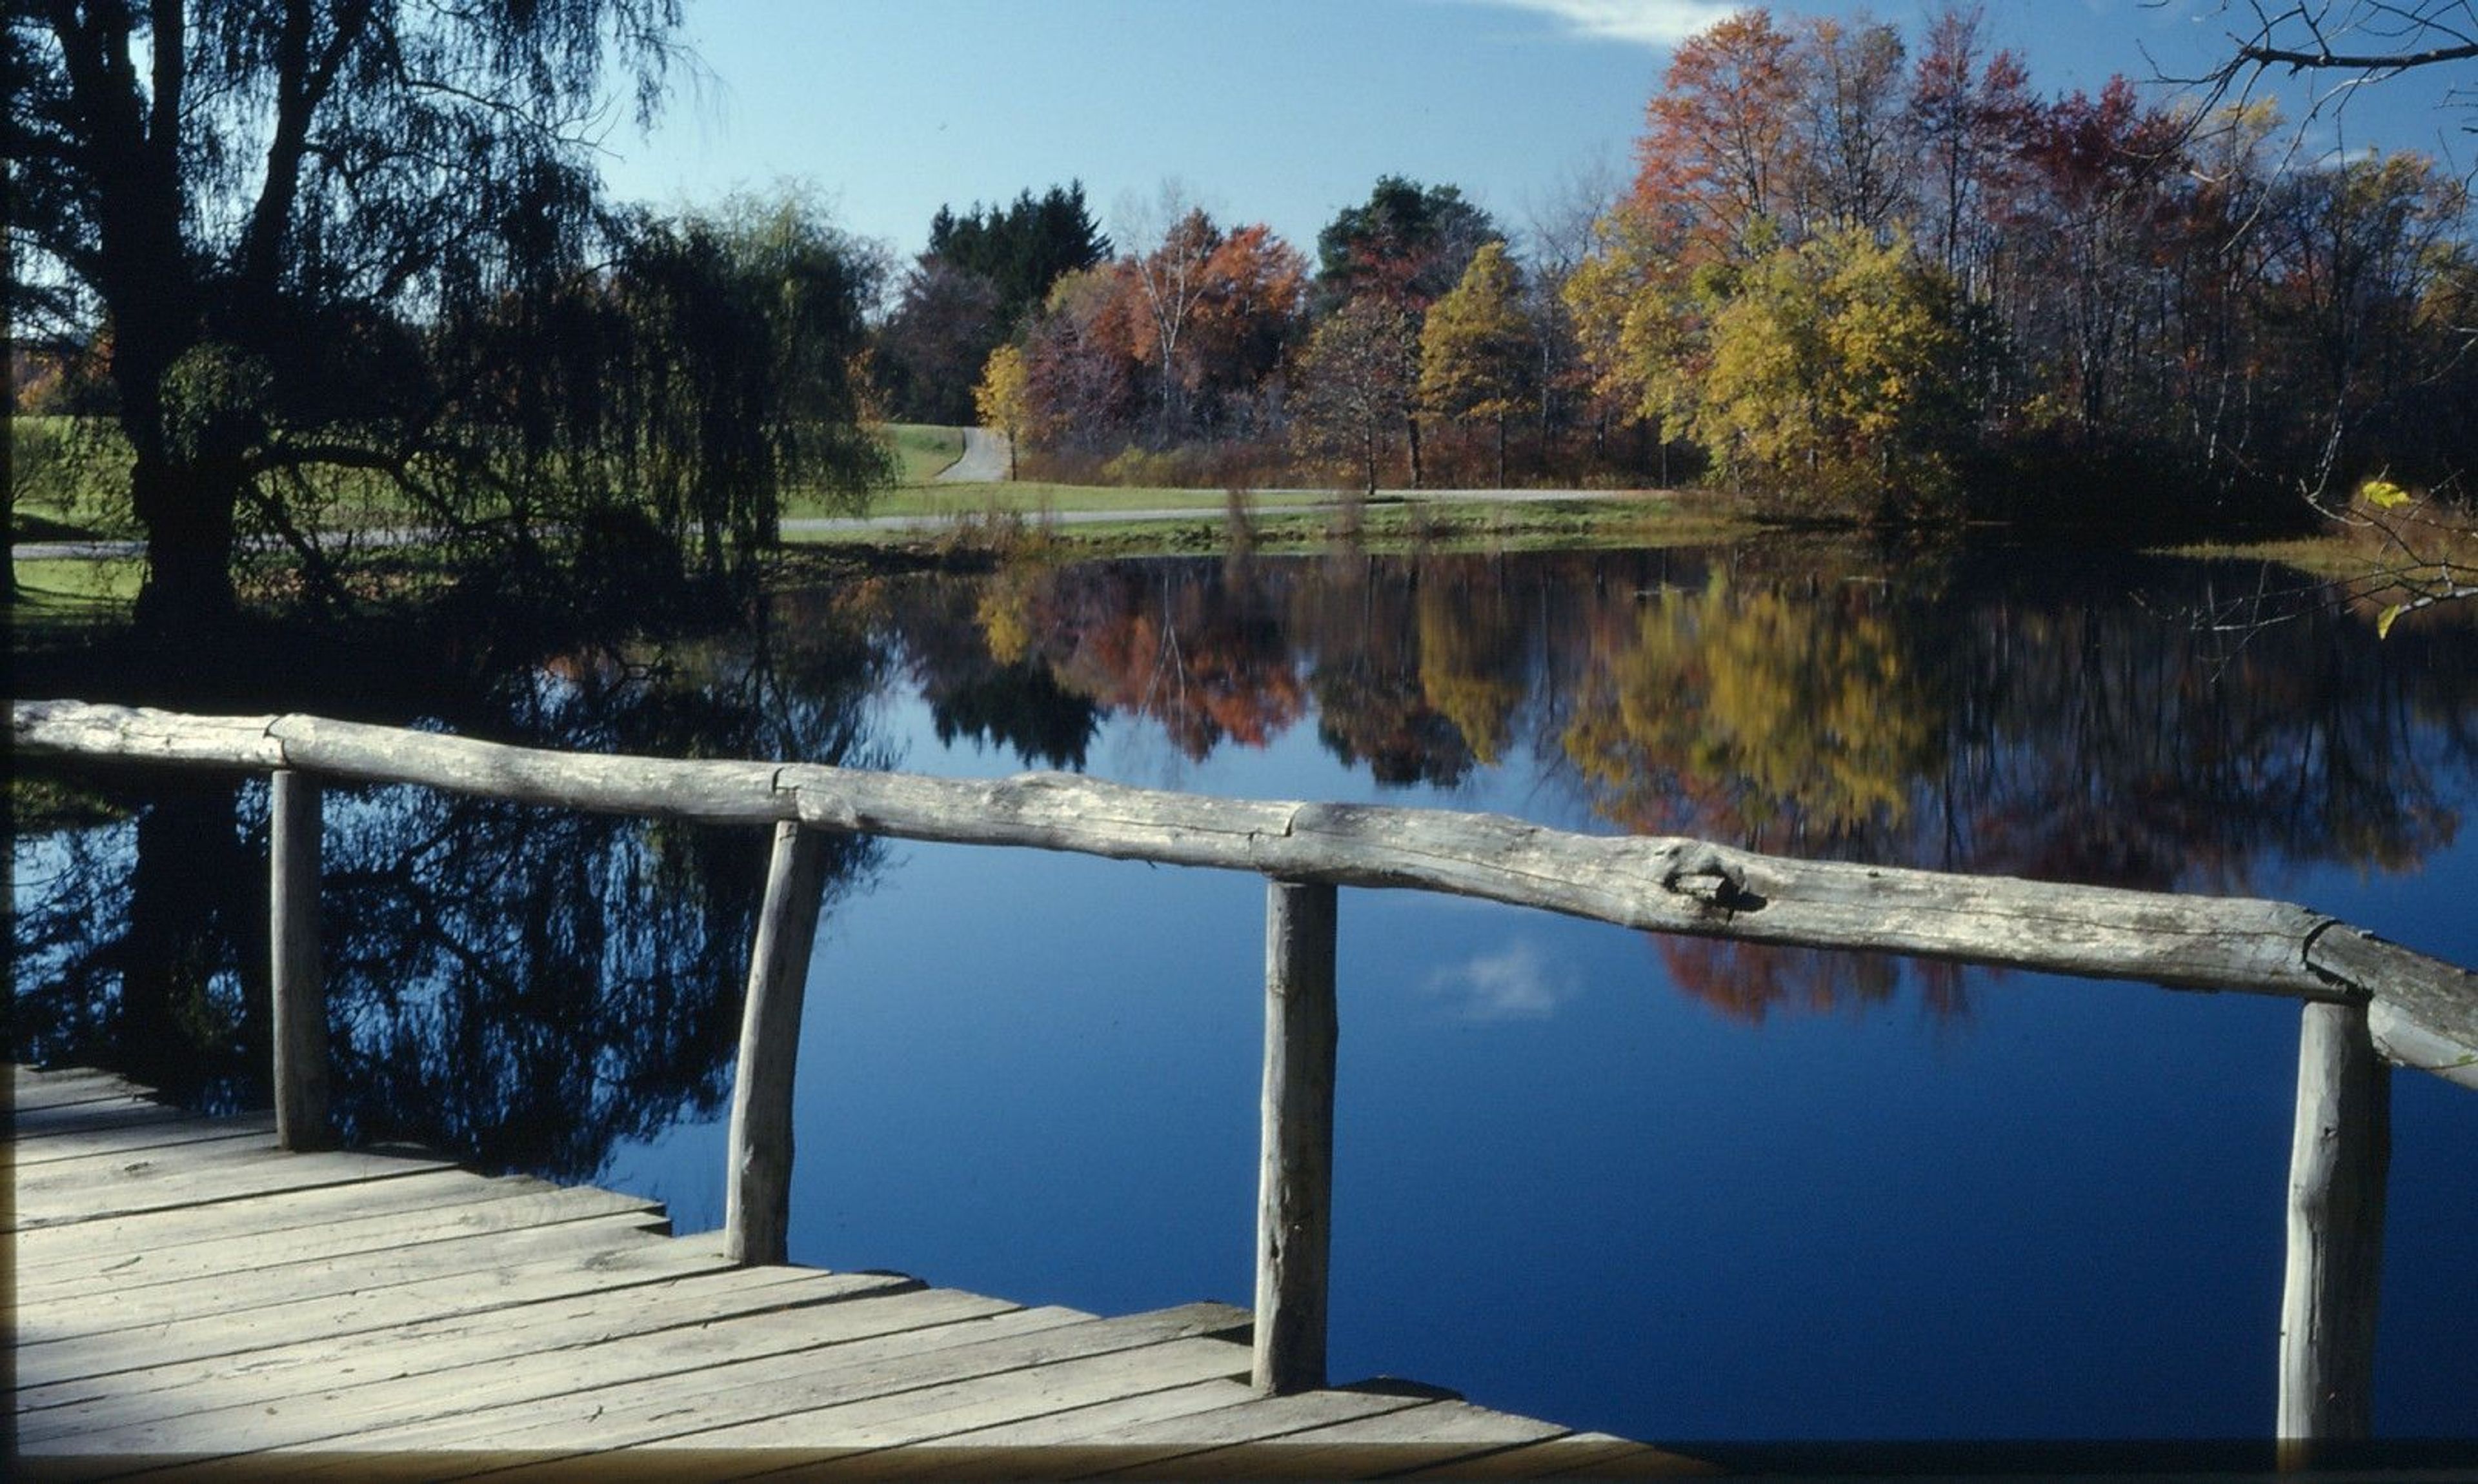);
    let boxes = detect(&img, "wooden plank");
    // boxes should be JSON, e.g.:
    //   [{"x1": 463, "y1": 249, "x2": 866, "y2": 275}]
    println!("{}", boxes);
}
[
  {"x1": 726, "y1": 821, "x2": 831, "y2": 1265},
  {"x1": 15, "y1": 1269, "x2": 918, "y2": 1445},
  {"x1": 11, "y1": 1167, "x2": 576, "y2": 1267},
  {"x1": 9, "y1": 1068, "x2": 148, "y2": 1108},
  {"x1": 894, "y1": 1376, "x2": 1266, "y2": 1452},
  {"x1": 13, "y1": 1228, "x2": 730, "y2": 1387},
  {"x1": 12, "y1": 1264, "x2": 887, "y2": 1420},
  {"x1": 645, "y1": 1333, "x2": 1254, "y2": 1451},
  {"x1": 302, "y1": 1302, "x2": 1242, "y2": 1456},
  {"x1": 12, "y1": 1184, "x2": 663, "y2": 1308},
  {"x1": 12, "y1": 1063, "x2": 126, "y2": 1089},
  {"x1": 126, "y1": 1296, "x2": 1087, "y2": 1460},
  {"x1": 1256, "y1": 877, "x2": 1337, "y2": 1394},
  {"x1": 268, "y1": 769, "x2": 332, "y2": 1151},
  {"x1": 1058, "y1": 1386, "x2": 1447, "y2": 1478},
  {"x1": 1391, "y1": 1434, "x2": 1716, "y2": 1478},
  {"x1": 12, "y1": 1141, "x2": 455, "y2": 1228},
  {"x1": 8, "y1": 1093, "x2": 196, "y2": 1138},
  {"x1": 13, "y1": 1210, "x2": 671, "y2": 1341},
  {"x1": 2278, "y1": 1000, "x2": 2391, "y2": 1452},
  {"x1": 11, "y1": 1114, "x2": 277, "y2": 1167},
  {"x1": 1133, "y1": 1398, "x2": 1569, "y2": 1481}
]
